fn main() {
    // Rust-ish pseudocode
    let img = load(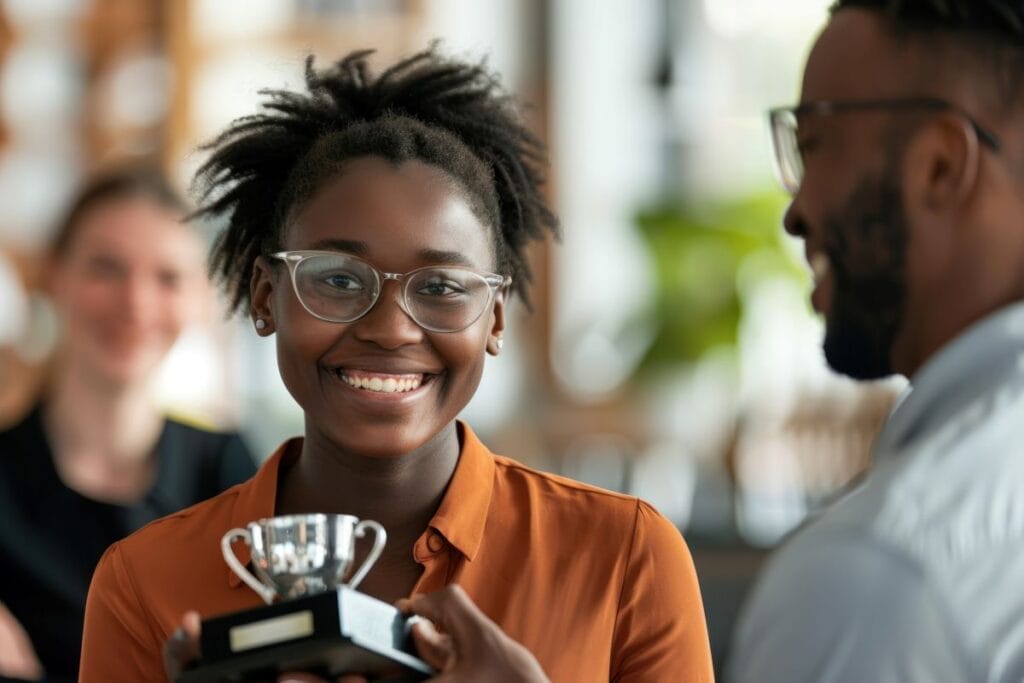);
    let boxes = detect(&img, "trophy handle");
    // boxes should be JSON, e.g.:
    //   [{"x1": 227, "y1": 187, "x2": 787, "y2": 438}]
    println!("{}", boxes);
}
[
  {"x1": 347, "y1": 520, "x2": 387, "y2": 589},
  {"x1": 221, "y1": 528, "x2": 276, "y2": 605}
]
